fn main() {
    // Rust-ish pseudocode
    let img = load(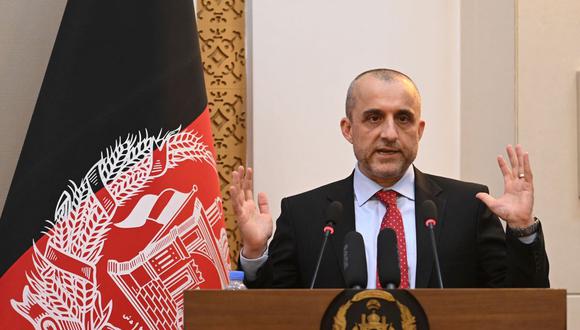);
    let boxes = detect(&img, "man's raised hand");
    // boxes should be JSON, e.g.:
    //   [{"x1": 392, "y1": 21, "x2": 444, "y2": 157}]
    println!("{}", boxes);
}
[
  {"x1": 230, "y1": 166, "x2": 273, "y2": 259},
  {"x1": 476, "y1": 144, "x2": 535, "y2": 228}
]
